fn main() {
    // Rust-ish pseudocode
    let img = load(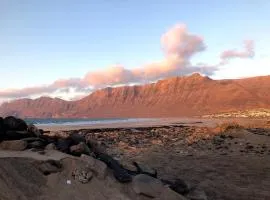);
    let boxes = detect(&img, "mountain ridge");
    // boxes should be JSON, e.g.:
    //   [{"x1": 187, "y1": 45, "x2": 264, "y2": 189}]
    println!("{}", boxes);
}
[{"x1": 0, "y1": 73, "x2": 270, "y2": 118}]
